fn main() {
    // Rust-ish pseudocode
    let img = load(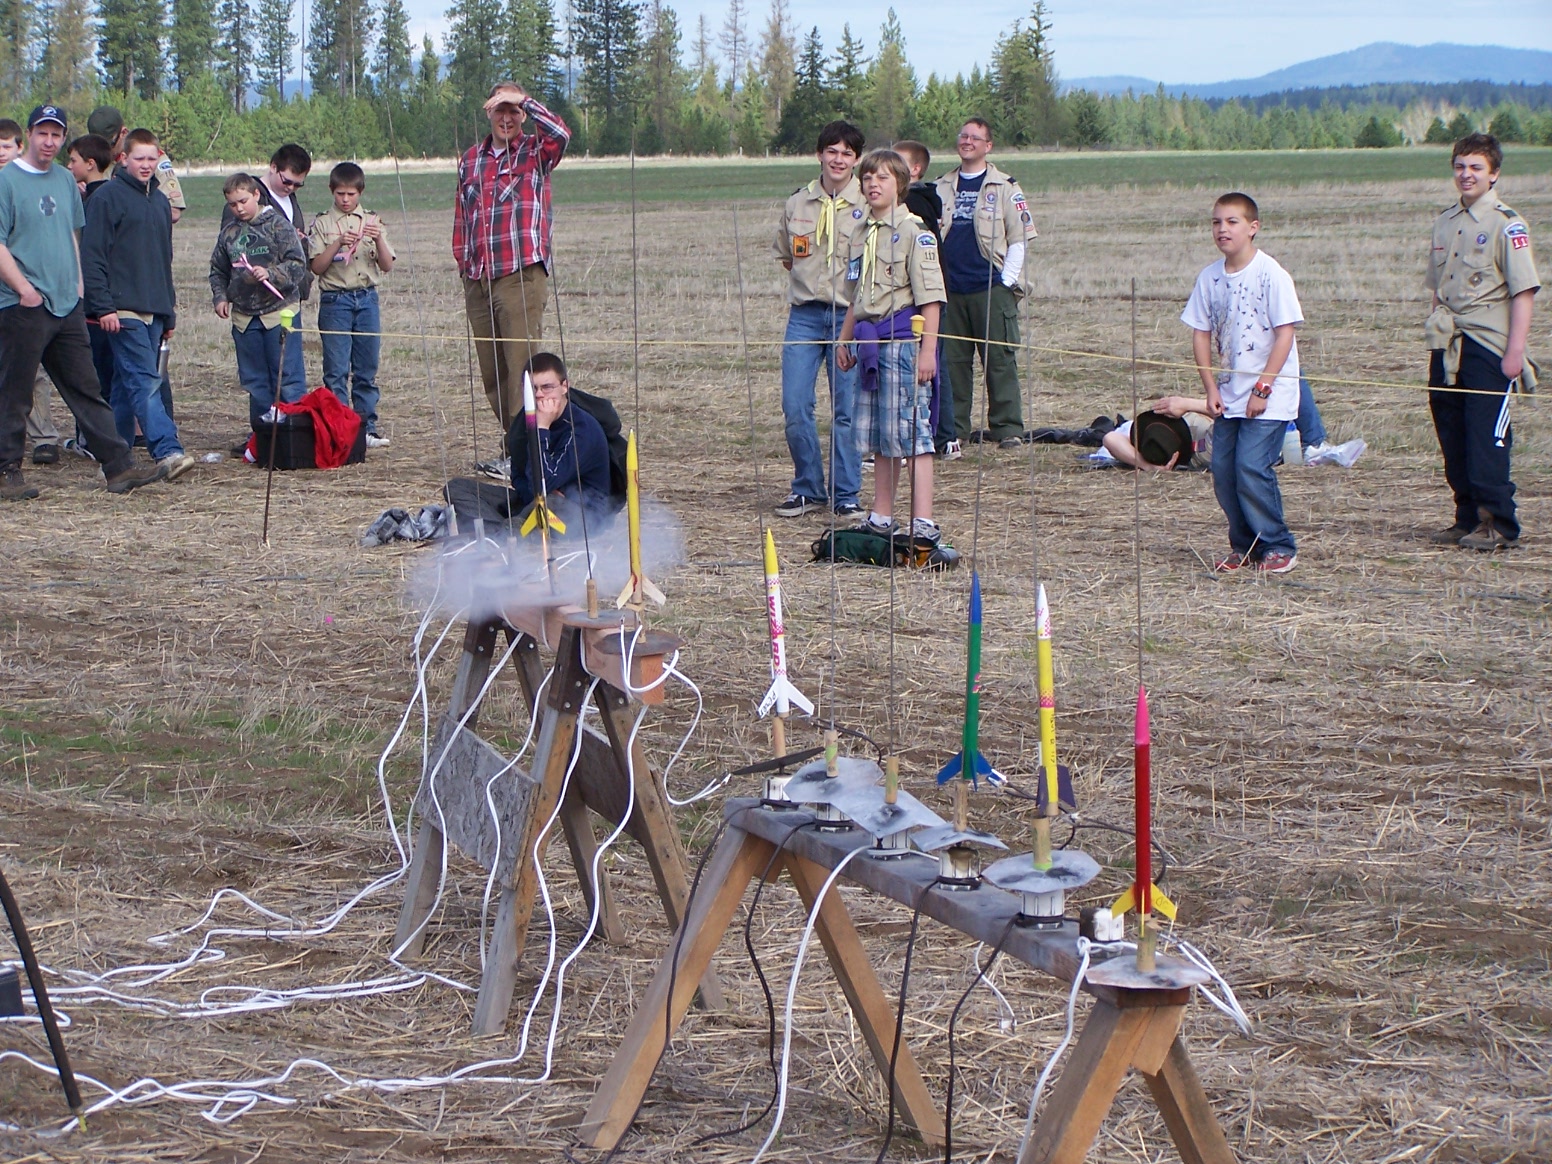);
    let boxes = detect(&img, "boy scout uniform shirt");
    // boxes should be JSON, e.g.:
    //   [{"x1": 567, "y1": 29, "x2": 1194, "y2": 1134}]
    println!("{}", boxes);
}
[
  {"x1": 154, "y1": 151, "x2": 186, "y2": 212},
  {"x1": 931, "y1": 161, "x2": 1039, "y2": 294},
  {"x1": 848, "y1": 209, "x2": 946, "y2": 322},
  {"x1": 308, "y1": 209, "x2": 396, "y2": 291},
  {"x1": 1425, "y1": 192, "x2": 1541, "y2": 388},
  {"x1": 774, "y1": 176, "x2": 866, "y2": 307}
]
